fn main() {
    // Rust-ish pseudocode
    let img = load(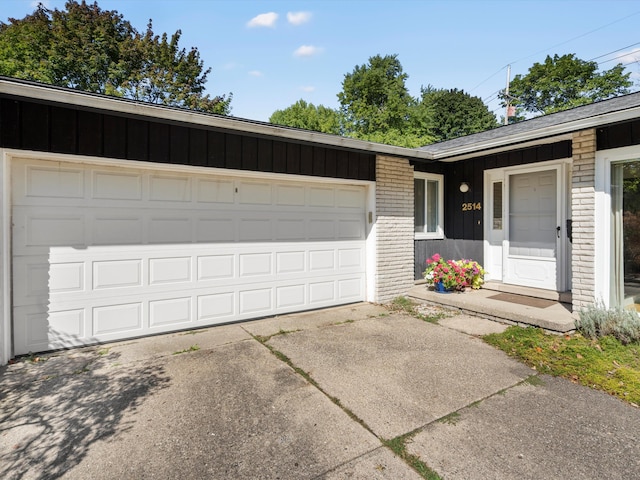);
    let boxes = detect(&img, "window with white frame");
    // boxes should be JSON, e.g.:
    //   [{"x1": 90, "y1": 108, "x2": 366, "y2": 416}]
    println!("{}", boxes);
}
[{"x1": 414, "y1": 172, "x2": 444, "y2": 239}]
